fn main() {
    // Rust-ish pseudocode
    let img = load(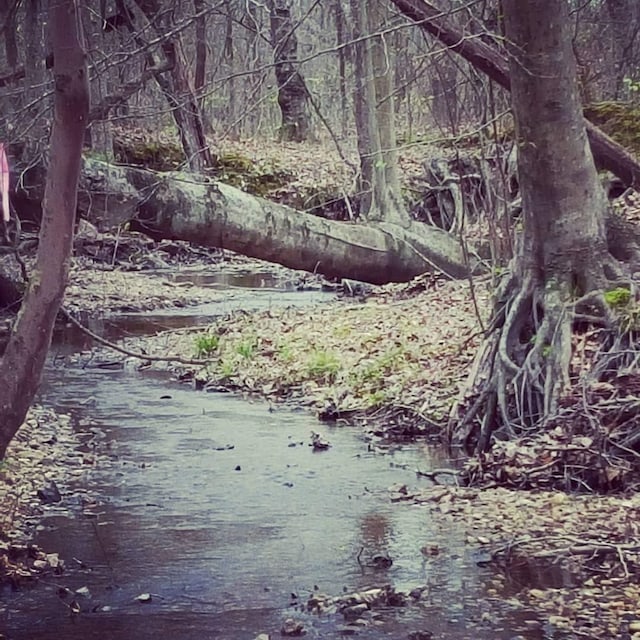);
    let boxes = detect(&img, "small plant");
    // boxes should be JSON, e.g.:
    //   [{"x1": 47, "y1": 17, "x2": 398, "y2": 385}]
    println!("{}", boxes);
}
[
  {"x1": 236, "y1": 337, "x2": 257, "y2": 359},
  {"x1": 307, "y1": 350, "x2": 340, "y2": 381},
  {"x1": 277, "y1": 342, "x2": 295, "y2": 363},
  {"x1": 604, "y1": 287, "x2": 631, "y2": 308},
  {"x1": 194, "y1": 333, "x2": 220, "y2": 357},
  {"x1": 623, "y1": 76, "x2": 640, "y2": 95},
  {"x1": 219, "y1": 358, "x2": 236, "y2": 378},
  {"x1": 368, "y1": 390, "x2": 388, "y2": 406},
  {"x1": 602, "y1": 287, "x2": 640, "y2": 332}
]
